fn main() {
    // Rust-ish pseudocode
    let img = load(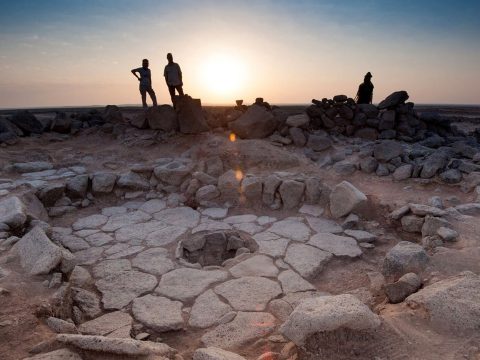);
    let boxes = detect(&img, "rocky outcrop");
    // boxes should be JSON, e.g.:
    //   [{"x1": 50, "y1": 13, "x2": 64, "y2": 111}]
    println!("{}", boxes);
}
[{"x1": 229, "y1": 105, "x2": 277, "y2": 139}]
